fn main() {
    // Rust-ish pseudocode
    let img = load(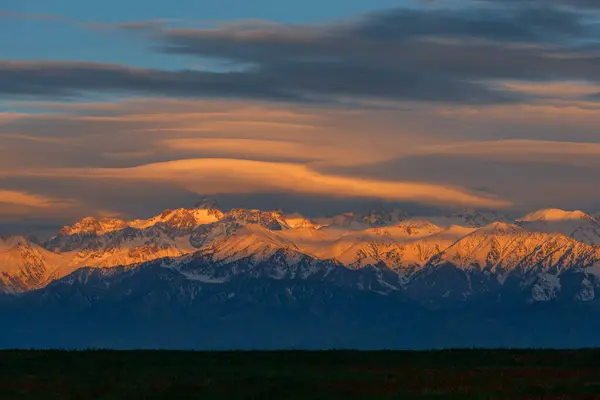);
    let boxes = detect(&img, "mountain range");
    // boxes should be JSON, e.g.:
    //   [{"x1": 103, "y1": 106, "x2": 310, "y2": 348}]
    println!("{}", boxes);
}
[{"x1": 3, "y1": 201, "x2": 600, "y2": 349}]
